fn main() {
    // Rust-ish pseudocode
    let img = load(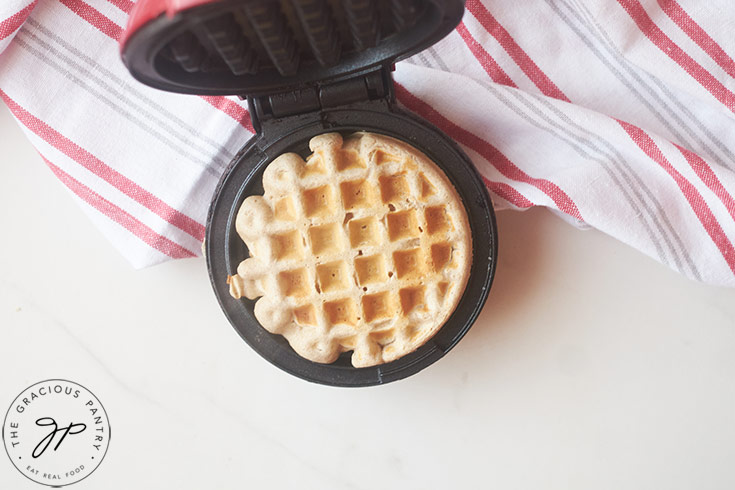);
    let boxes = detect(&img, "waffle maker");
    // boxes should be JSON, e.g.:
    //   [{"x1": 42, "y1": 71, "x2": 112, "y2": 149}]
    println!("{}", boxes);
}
[{"x1": 121, "y1": 0, "x2": 497, "y2": 386}]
